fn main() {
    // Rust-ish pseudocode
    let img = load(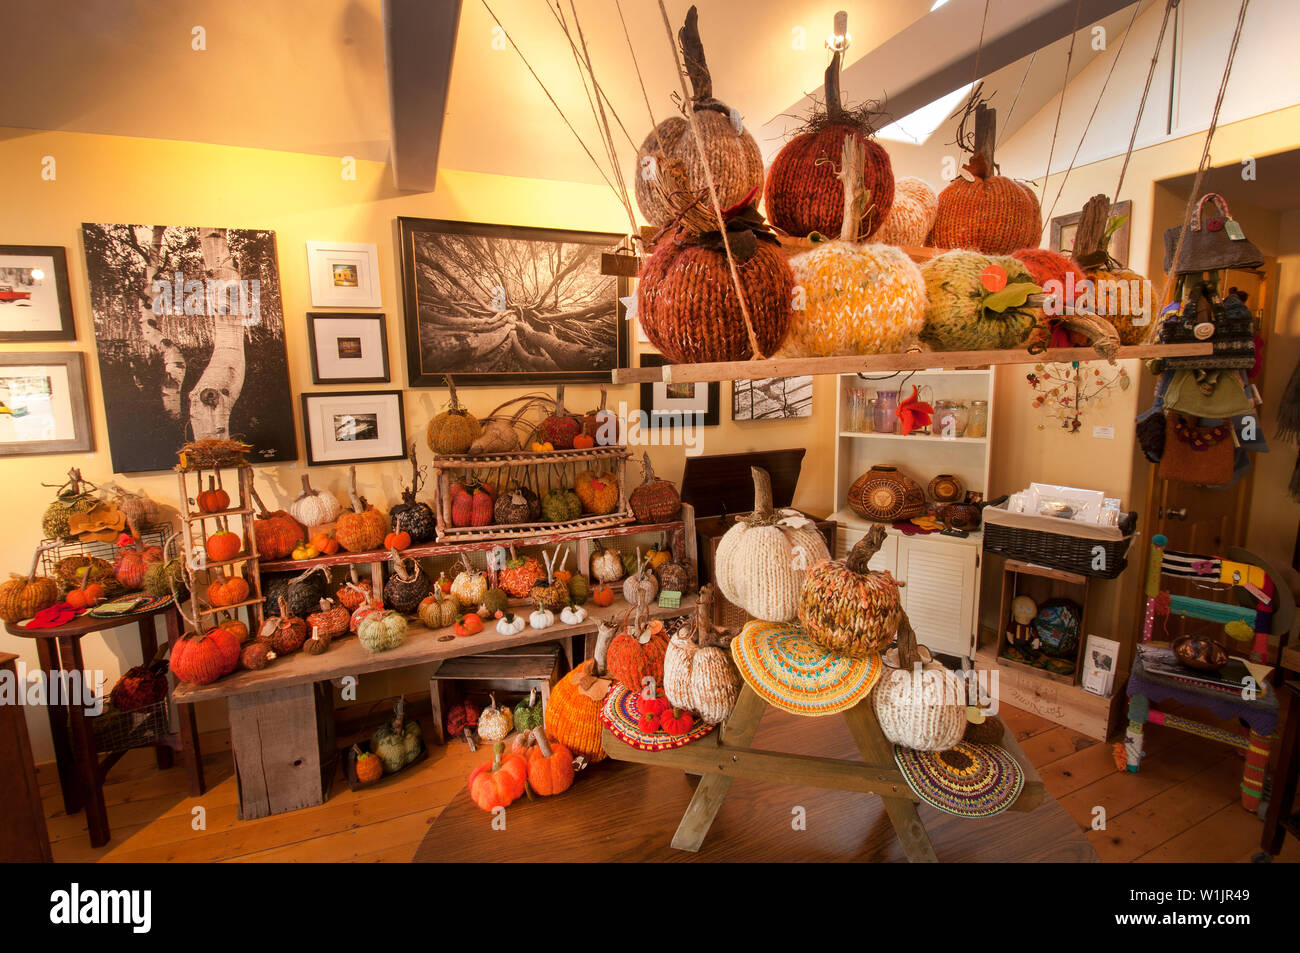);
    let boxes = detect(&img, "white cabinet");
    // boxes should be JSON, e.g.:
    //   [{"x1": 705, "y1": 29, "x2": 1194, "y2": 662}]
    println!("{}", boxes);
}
[{"x1": 895, "y1": 535, "x2": 979, "y2": 658}]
